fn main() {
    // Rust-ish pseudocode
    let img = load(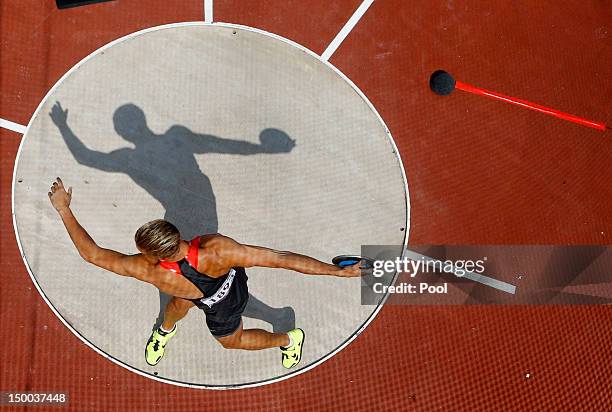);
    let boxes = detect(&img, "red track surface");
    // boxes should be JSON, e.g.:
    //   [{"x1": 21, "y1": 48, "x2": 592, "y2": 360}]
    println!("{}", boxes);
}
[{"x1": 1, "y1": 1, "x2": 610, "y2": 410}]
